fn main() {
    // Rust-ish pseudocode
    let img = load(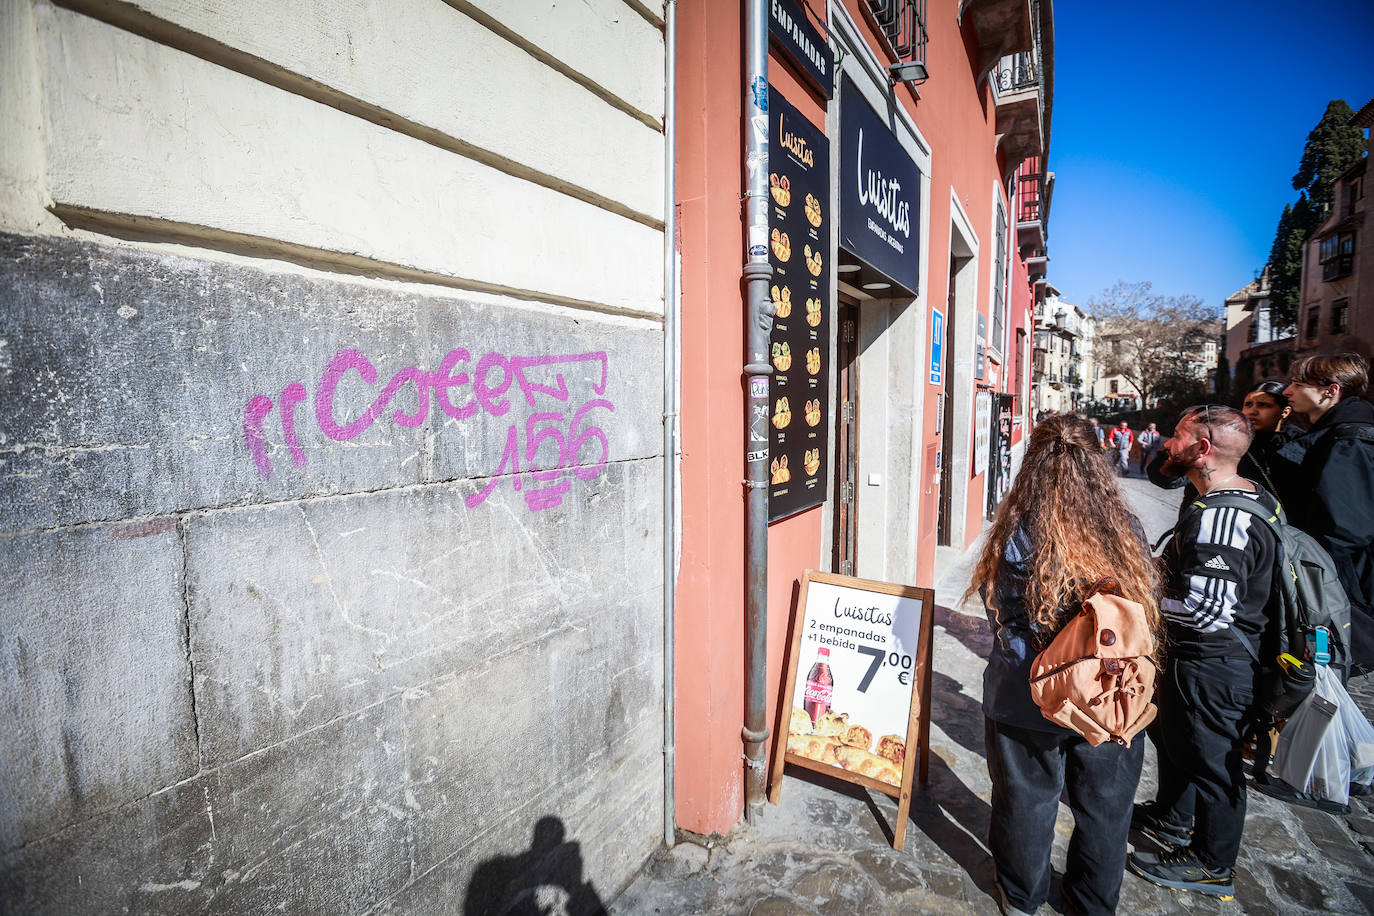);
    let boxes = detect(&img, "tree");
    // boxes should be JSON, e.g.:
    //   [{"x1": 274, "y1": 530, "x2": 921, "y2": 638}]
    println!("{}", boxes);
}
[
  {"x1": 1087, "y1": 281, "x2": 1222, "y2": 409},
  {"x1": 1266, "y1": 100, "x2": 1365, "y2": 329}
]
